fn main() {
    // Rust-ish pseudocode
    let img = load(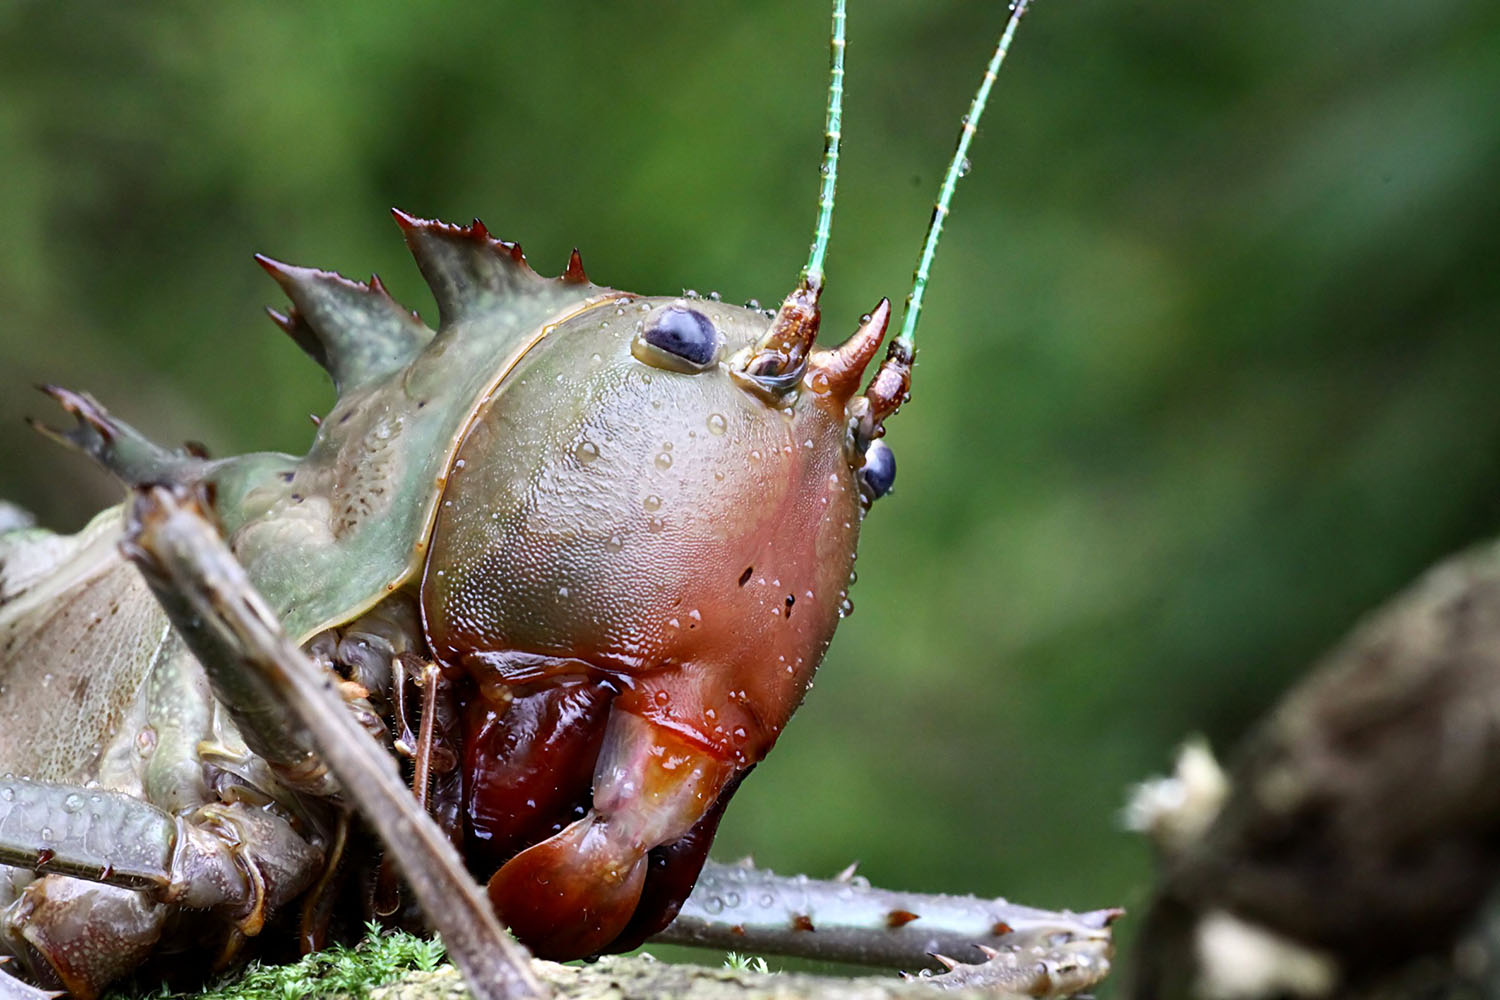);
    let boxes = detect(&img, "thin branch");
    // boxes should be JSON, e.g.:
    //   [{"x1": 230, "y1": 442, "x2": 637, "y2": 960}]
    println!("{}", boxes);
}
[
  {"x1": 656, "y1": 860, "x2": 1118, "y2": 973},
  {"x1": 120, "y1": 483, "x2": 547, "y2": 1000}
]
